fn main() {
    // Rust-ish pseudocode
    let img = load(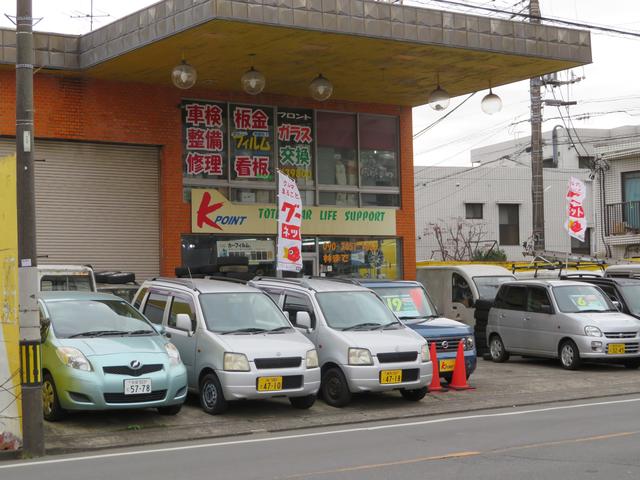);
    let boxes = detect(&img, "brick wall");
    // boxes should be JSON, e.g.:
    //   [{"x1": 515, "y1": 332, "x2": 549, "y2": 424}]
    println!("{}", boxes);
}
[{"x1": 0, "y1": 71, "x2": 415, "y2": 278}]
